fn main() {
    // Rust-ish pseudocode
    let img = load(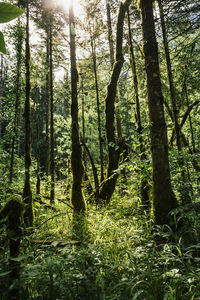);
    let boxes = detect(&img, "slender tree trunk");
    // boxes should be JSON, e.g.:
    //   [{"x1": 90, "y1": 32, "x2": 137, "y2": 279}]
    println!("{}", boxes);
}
[
  {"x1": 69, "y1": 1, "x2": 86, "y2": 214},
  {"x1": 9, "y1": 21, "x2": 23, "y2": 183},
  {"x1": 106, "y1": 0, "x2": 122, "y2": 140},
  {"x1": 49, "y1": 16, "x2": 55, "y2": 204},
  {"x1": 80, "y1": 75, "x2": 86, "y2": 158},
  {"x1": 158, "y1": 0, "x2": 191, "y2": 204},
  {"x1": 98, "y1": 0, "x2": 131, "y2": 203},
  {"x1": 140, "y1": 0, "x2": 178, "y2": 225},
  {"x1": 82, "y1": 142, "x2": 99, "y2": 198},
  {"x1": 127, "y1": 9, "x2": 149, "y2": 207},
  {"x1": 80, "y1": 75, "x2": 93, "y2": 193},
  {"x1": 45, "y1": 28, "x2": 50, "y2": 176},
  {"x1": 106, "y1": 0, "x2": 114, "y2": 67},
  {"x1": 23, "y1": 0, "x2": 33, "y2": 227},
  {"x1": 184, "y1": 78, "x2": 200, "y2": 179},
  {"x1": 35, "y1": 88, "x2": 41, "y2": 195},
  {"x1": 184, "y1": 79, "x2": 196, "y2": 154},
  {"x1": 89, "y1": 24, "x2": 104, "y2": 182}
]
